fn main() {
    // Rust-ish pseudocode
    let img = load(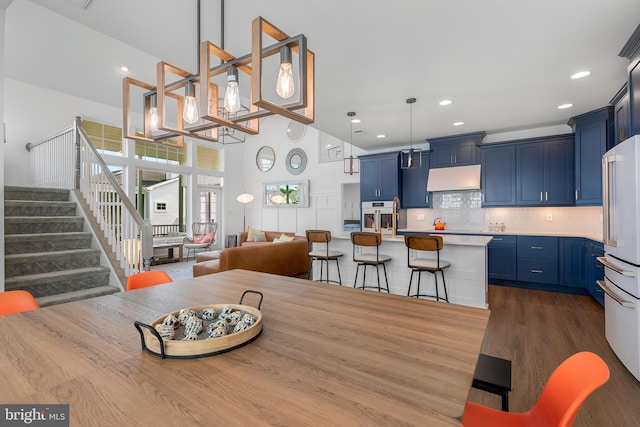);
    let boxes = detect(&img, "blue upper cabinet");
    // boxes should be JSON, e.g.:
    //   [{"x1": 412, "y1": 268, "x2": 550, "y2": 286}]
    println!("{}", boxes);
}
[
  {"x1": 402, "y1": 151, "x2": 431, "y2": 208},
  {"x1": 568, "y1": 107, "x2": 614, "y2": 206},
  {"x1": 359, "y1": 152, "x2": 401, "y2": 201},
  {"x1": 516, "y1": 135, "x2": 575, "y2": 206},
  {"x1": 611, "y1": 84, "x2": 630, "y2": 146},
  {"x1": 481, "y1": 144, "x2": 516, "y2": 206},
  {"x1": 427, "y1": 132, "x2": 485, "y2": 168}
]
